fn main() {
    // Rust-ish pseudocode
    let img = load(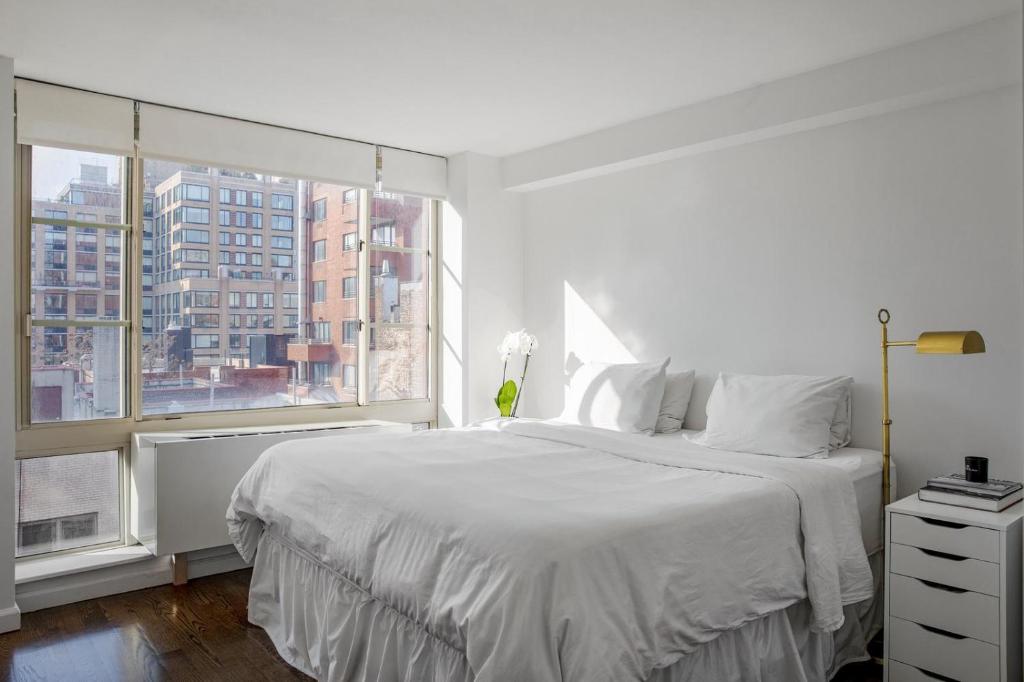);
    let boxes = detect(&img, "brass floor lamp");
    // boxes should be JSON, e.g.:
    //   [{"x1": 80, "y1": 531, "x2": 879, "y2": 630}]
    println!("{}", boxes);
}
[{"x1": 878, "y1": 308, "x2": 986, "y2": 508}]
